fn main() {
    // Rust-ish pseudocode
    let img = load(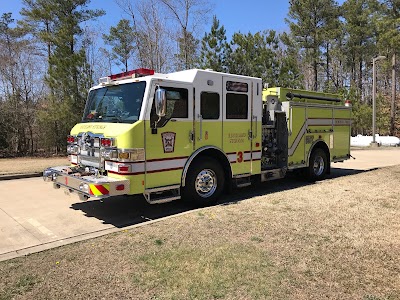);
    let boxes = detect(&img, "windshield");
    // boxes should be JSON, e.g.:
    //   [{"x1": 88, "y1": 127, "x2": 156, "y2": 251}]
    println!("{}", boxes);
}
[{"x1": 82, "y1": 81, "x2": 146, "y2": 123}]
